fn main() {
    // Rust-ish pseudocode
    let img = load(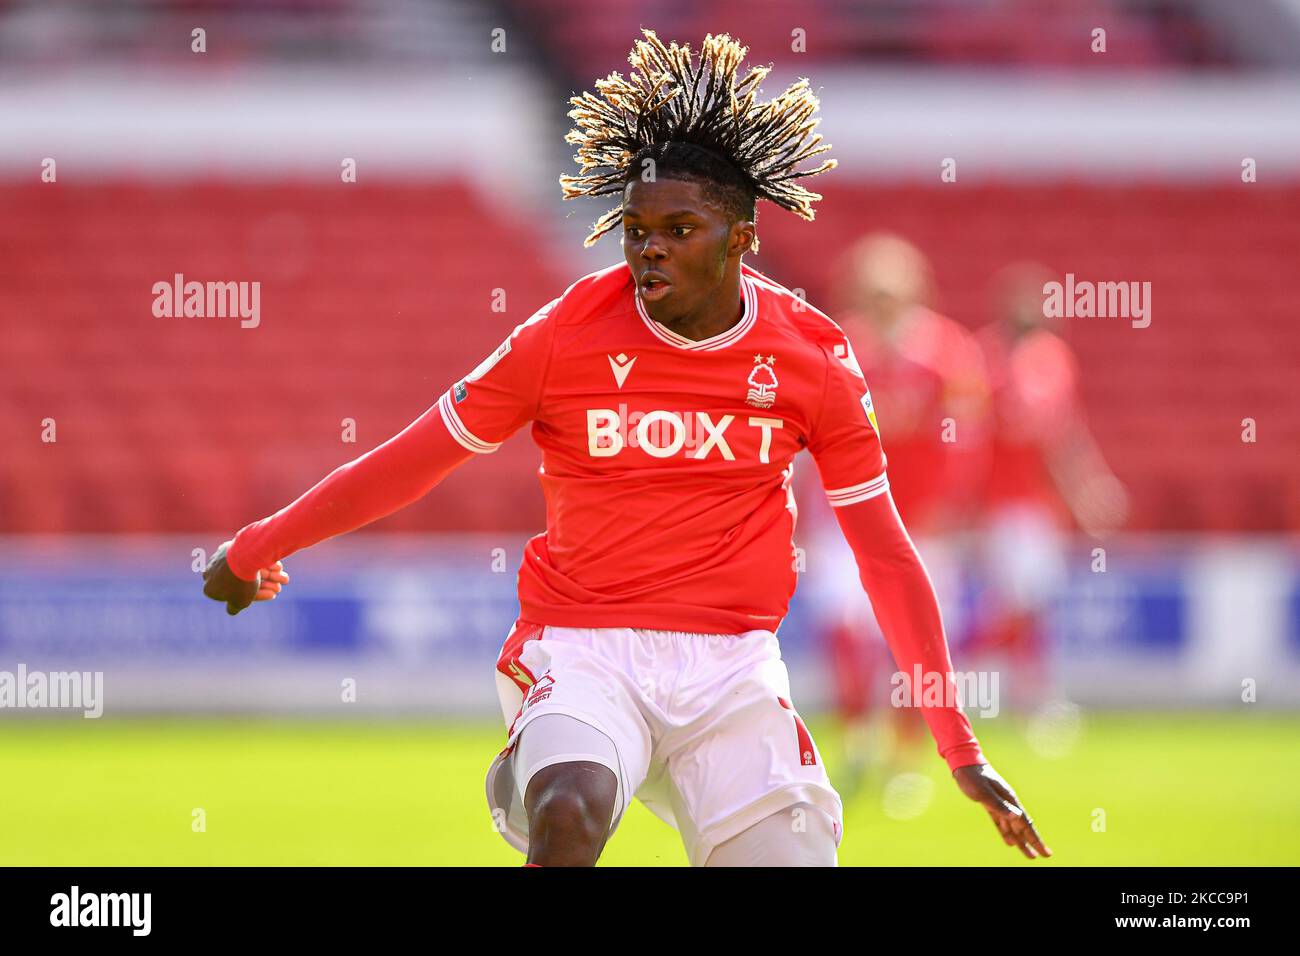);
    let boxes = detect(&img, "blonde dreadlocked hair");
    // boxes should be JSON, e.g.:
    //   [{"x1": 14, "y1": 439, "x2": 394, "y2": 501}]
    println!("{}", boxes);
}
[{"x1": 560, "y1": 29, "x2": 837, "y2": 252}]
